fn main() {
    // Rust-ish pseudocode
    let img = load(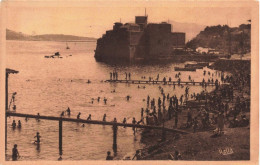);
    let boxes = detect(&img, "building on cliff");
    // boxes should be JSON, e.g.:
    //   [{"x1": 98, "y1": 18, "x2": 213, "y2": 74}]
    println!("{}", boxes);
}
[{"x1": 94, "y1": 15, "x2": 185, "y2": 62}]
